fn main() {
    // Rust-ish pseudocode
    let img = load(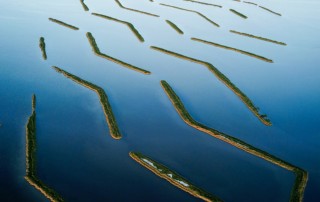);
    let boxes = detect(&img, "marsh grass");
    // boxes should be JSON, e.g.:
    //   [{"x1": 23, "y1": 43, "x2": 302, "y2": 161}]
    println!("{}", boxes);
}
[
  {"x1": 229, "y1": 9, "x2": 247, "y2": 19},
  {"x1": 115, "y1": 0, "x2": 159, "y2": 17},
  {"x1": 80, "y1": 0, "x2": 89, "y2": 11},
  {"x1": 166, "y1": 20, "x2": 184, "y2": 34},
  {"x1": 230, "y1": 30, "x2": 286, "y2": 46},
  {"x1": 39, "y1": 37, "x2": 47, "y2": 60}
]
